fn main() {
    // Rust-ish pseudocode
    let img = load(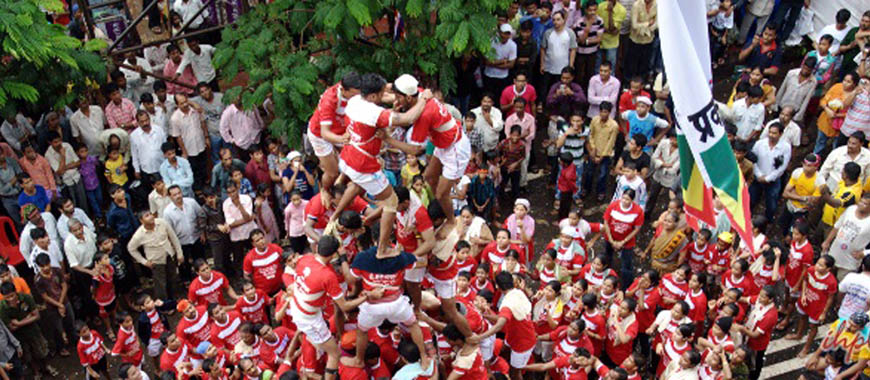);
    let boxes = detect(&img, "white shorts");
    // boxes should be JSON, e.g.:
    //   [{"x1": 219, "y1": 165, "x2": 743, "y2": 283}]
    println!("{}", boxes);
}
[
  {"x1": 358, "y1": 296, "x2": 416, "y2": 330},
  {"x1": 310, "y1": 133, "x2": 339, "y2": 157},
  {"x1": 509, "y1": 346, "x2": 534, "y2": 369},
  {"x1": 534, "y1": 341, "x2": 554, "y2": 362},
  {"x1": 432, "y1": 133, "x2": 471, "y2": 181},
  {"x1": 425, "y1": 273, "x2": 456, "y2": 299},
  {"x1": 339, "y1": 158, "x2": 390, "y2": 196},
  {"x1": 291, "y1": 306, "x2": 333, "y2": 345},
  {"x1": 147, "y1": 338, "x2": 164, "y2": 357},
  {"x1": 795, "y1": 302, "x2": 823, "y2": 324},
  {"x1": 406, "y1": 267, "x2": 425, "y2": 283},
  {"x1": 480, "y1": 335, "x2": 496, "y2": 361}
]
